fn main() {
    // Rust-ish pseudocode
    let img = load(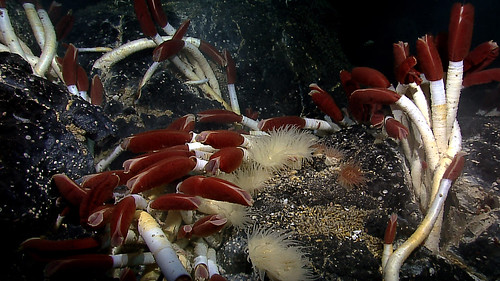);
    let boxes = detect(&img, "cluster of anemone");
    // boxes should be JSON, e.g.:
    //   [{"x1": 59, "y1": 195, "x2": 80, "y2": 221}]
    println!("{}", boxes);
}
[
  {"x1": 314, "y1": 143, "x2": 368, "y2": 189},
  {"x1": 248, "y1": 126, "x2": 318, "y2": 170},
  {"x1": 245, "y1": 226, "x2": 315, "y2": 281}
]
